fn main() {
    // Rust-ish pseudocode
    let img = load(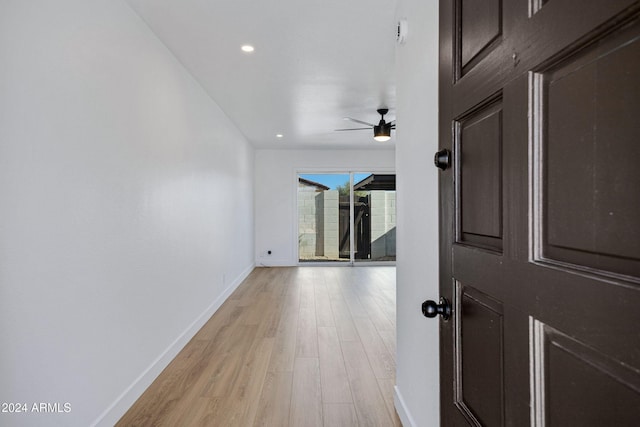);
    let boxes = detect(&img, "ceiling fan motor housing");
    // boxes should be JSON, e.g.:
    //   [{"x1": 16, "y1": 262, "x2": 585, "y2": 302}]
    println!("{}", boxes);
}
[
  {"x1": 374, "y1": 124, "x2": 391, "y2": 140},
  {"x1": 374, "y1": 108, "x2": 391, "y2": 138}
]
